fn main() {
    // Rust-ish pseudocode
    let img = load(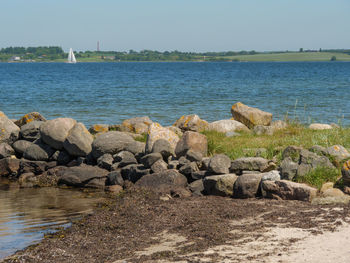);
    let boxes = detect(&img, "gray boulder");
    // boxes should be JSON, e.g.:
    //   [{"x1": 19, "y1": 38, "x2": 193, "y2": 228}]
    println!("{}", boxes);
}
[
  {"x1": 40, "y1": 118, "x2": 76, "y2": 150},
  {"x1": 231, "y1": 102, "x2": 272, "y2": 129},
  {"x1": 121, "y1": 164, "x2": 150, "y2": 183},
  {"x1": 63, "y1": 122, "x2": 93, "y2": 157},
  {"x1": 58, "y1": 165, "x2": 108, "y2": 187},
  {"x1": 135, "y1": 169, "x2": 187, "y2": 191},
  {"x1": 151, "y1": 159, "x2": 168, "y2": 173},
  {"x1": 261, "y1": 170, "x2": 281, "y2": 181},
  {"x1": 0, "y1": 112, "x2": 20, "y2": 143},
  {"x1": 297, "y1": 149, "x2": 334, "y2": 177},
  {"x1": 179, "y1": 162, "x2": 199, "y2": 178},
  {"x1": 280, "y1": 157, "x2": 298, "y2": 180},
  {"x1": 91, "y1": 131, "x2": 134, "y2": 159},
  {"x1": 0, "y1": 143, "x2": 15, "y2": 159},
  {"x1": 325, "y1": 145, "x2": 350, "y2": 163},
  {"x1": 186, "y1": 150, "x2": 203, "y2": 162},
  {"x1": 124, "y1": 141, "x2": 145, "y2": 155},
  {"x1": 230, "y1": 157, "x2": 269, "y2": 174},
  {"x1": 175, "y1": 131, "x2": 208, "y2": 158},
  {"x1": 97, "y1": 154, "x2": 114, "y2": 170},
  {"x1": 282, "y1": 146, "x2": 303, "y2": 162},
  {"x1": 106, "y1": 170, "x2": 124, "y2": 186},
  {"x1": 114, "y1": 151, "x2": 137, "y2": 167},
  {"x1": 151, "y1": 139, "x2": 174, "y2": 160},
  {"x1": 189, "y1": 179, "x2": 204, "y2": 196},
  {"x1": 23, "y1": 141, "x2": 55, "y2": 161},
  {"x1": 203, "y1": 174, "x2": 238, "y2": 197},
  {"x1": 140, "y1": 153, "x2": 163, "y2": 168},
  {"x1": 233, "y1": 173, "x2": 263, "y2": 198},
  {"x1": 19, "y1": 121, "x2": 43, "y2": 141},
  {"x1": 208, "y1": 154, "x2": 231, "y2": 175},
  {"x1": 12, "y1": 140, "x2": 34, "y2": 155},
  {"x1": 261, "y1": 180, "x2": 317, "y2": 201}
]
